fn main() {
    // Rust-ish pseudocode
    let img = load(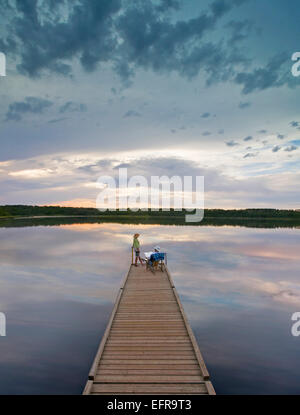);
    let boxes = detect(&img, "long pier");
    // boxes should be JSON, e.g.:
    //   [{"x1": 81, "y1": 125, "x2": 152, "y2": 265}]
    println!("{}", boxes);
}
[{"x1": 83, "y1": 264, "x2": 215, "y2": 395}]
